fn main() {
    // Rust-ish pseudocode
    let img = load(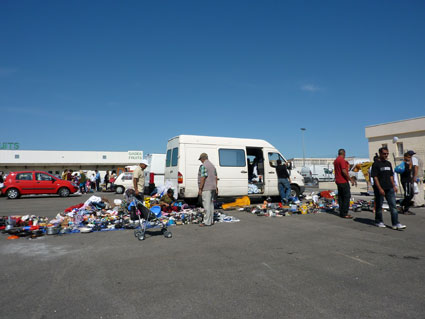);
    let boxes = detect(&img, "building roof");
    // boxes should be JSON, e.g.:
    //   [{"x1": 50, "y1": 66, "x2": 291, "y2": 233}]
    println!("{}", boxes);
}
[{"x1": 365, "y1": 116, "x2": 425, "y2": 139}]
